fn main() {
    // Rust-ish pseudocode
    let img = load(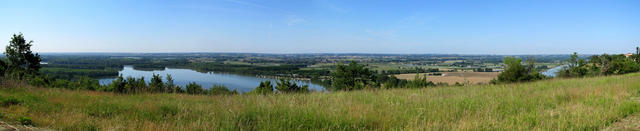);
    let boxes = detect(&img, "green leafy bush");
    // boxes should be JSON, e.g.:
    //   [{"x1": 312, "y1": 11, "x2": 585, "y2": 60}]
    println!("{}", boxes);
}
[
  {"x1": 251, "y1": 81, "x2": 274, "y2": 95},
  {"x1": 185, "y1": 82, "x2": 204, "y2": 94},
  {"x1": 493, "y1": 57, "x2": 544, "y2": 83},
  {"x1": 207, "y1": 85, "x2": 237, "y2": 95},
  {"x1": 17, "y1": 116, "x2": 33, "y2": 125},
  {"x1": 275, "y1": 78, "x2": 309, "y2": 93}
]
